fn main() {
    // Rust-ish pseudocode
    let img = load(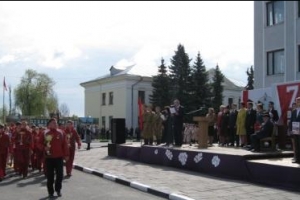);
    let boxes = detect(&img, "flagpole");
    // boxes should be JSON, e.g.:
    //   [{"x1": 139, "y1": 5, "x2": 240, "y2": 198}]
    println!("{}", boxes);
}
[{"x1": 3, "y1": 79, "x2": 4, "y2": 123}]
